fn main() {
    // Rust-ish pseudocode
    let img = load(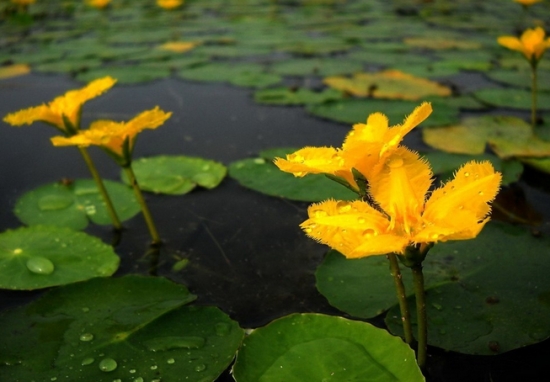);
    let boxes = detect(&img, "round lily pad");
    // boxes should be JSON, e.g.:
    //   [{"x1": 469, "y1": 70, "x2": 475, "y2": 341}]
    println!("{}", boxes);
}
[
  {"x1": 76, "y1": 64, "x2": 171, "y2": 84},
  {"x1": 307, "y1": 98, "x2": 459, "y2": 127},
  {"x1": 14, "y1": 179, "x2": 141, "y2": 230},
  {"x1": 0, "y1": 275, "x2": 244, "y2": 381},
  {"x1": 232, "y1": 313, "x2": 424, "y2": 382},
  {"x1": 486, "y1": 69, "x2": 550, "y2": 91},
  {"x1": 228, "y1": 149, "x2": 357, "y2": 202},
  {"x1": 0, "y1": 225, "x2": 119, "y2": 290},
  {"x1": 123, "y1": 155, "x2": 227, "y2": 195},
  {"x1": 270, "y1": 58, "x2": 363, "y2": 77},
  {"x1": 254, "y1": 87, "x2": 343, "y2": 105},
  {"x1": 473, "y1": 88, "x2": 550, "y2": 110}
]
